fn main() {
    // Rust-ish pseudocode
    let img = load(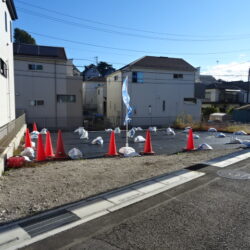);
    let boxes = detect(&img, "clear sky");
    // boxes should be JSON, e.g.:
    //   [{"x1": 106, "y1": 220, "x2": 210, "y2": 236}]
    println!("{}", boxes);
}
[{"x1": 14, "y1": 0, "x2": 250, "y2": 81}]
